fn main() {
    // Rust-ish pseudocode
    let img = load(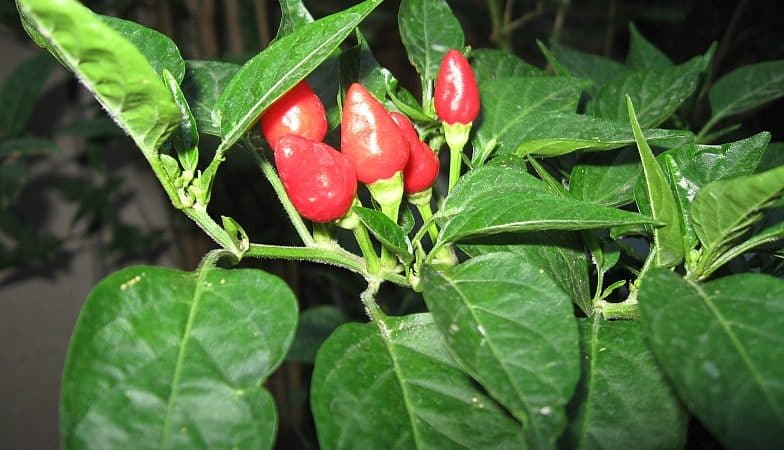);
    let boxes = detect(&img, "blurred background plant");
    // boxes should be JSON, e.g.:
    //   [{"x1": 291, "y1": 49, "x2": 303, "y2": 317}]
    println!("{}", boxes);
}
[{"x1": 0, "y1": 0, "x2": 782, "y2": 448}]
